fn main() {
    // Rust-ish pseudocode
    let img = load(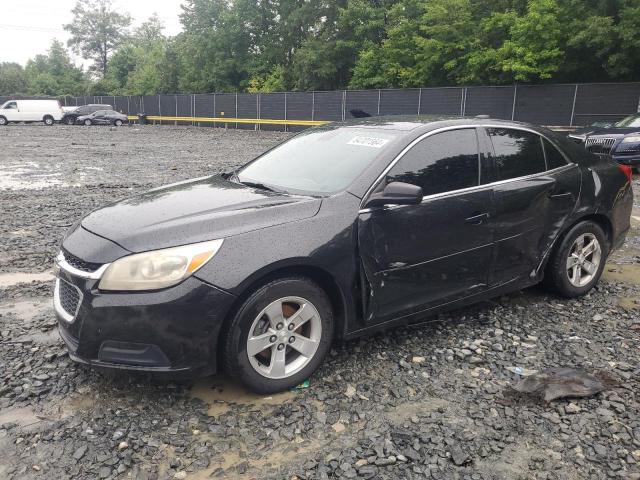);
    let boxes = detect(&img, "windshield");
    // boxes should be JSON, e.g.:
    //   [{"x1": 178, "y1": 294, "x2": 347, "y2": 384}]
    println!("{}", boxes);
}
[
  {"x1": 615, "y1": 114, "x2": 640, "y2": 128},
  {"x1": 237, "y1": 127, "x2": 400, "y2": 194}
]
